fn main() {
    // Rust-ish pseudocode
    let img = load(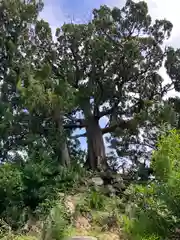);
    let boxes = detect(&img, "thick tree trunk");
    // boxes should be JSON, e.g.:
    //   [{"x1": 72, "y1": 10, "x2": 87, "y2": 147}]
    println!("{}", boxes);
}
[
  {"x1": 85, "y1": 116, "x2": 108, "y2": 170},
  {"x1": 54, "y1": 110, "x2": 71, "y2": 167},
  {"x1": 61, "y1": 139, "x2": 71, "y2": 167}
]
